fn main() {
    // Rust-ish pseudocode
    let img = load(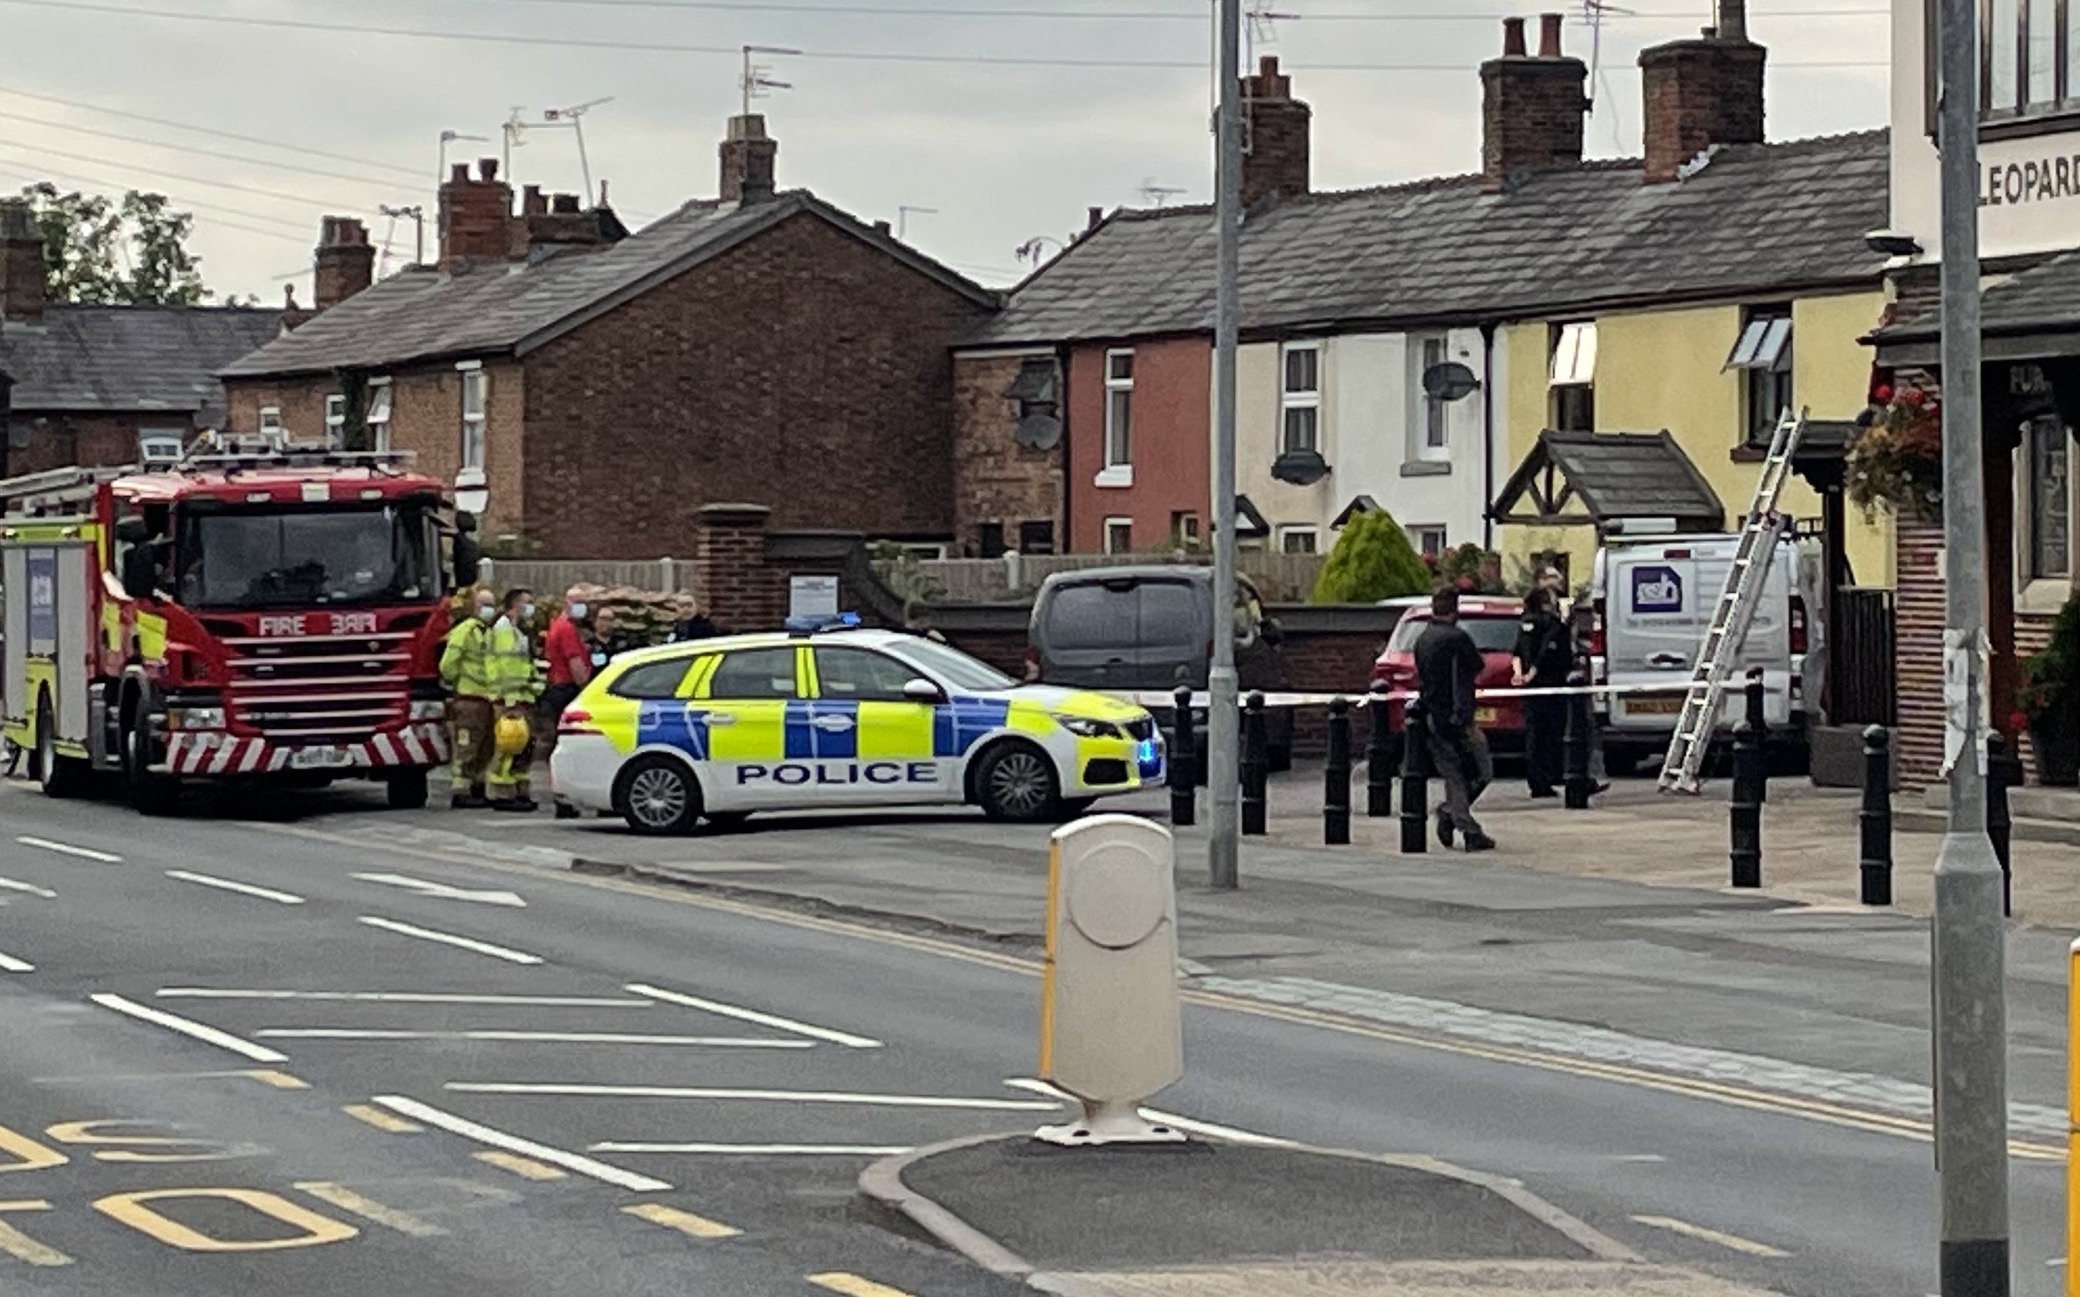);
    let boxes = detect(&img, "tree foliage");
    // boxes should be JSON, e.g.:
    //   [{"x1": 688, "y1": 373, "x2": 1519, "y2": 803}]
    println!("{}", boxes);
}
[
  {"x1": 1310, "y1": 509, "x2": 1432, "y2": 604},
  {"x1": 17, "y1": 182, "x2": 209, "y2": 305}
]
